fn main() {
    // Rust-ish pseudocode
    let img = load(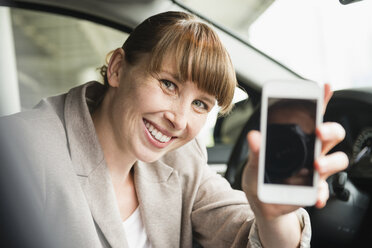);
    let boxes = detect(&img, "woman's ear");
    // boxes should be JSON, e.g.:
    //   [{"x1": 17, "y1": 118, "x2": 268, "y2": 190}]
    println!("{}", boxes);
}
[{"x1": 107, "y1": 48, "x2": 125, "y2": 88}]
